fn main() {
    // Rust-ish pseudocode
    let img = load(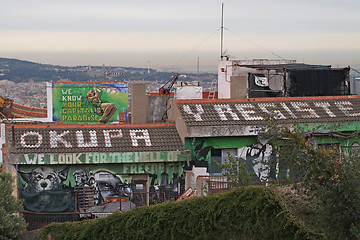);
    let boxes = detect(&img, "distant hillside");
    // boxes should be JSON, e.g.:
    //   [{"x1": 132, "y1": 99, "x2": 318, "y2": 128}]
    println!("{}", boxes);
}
[
  {"x1": 0, "y1": 58, "x2": 89, "y2": 82},
  {"x1": 0, "y1": 58, "x2": 216, "y2": 84}
]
